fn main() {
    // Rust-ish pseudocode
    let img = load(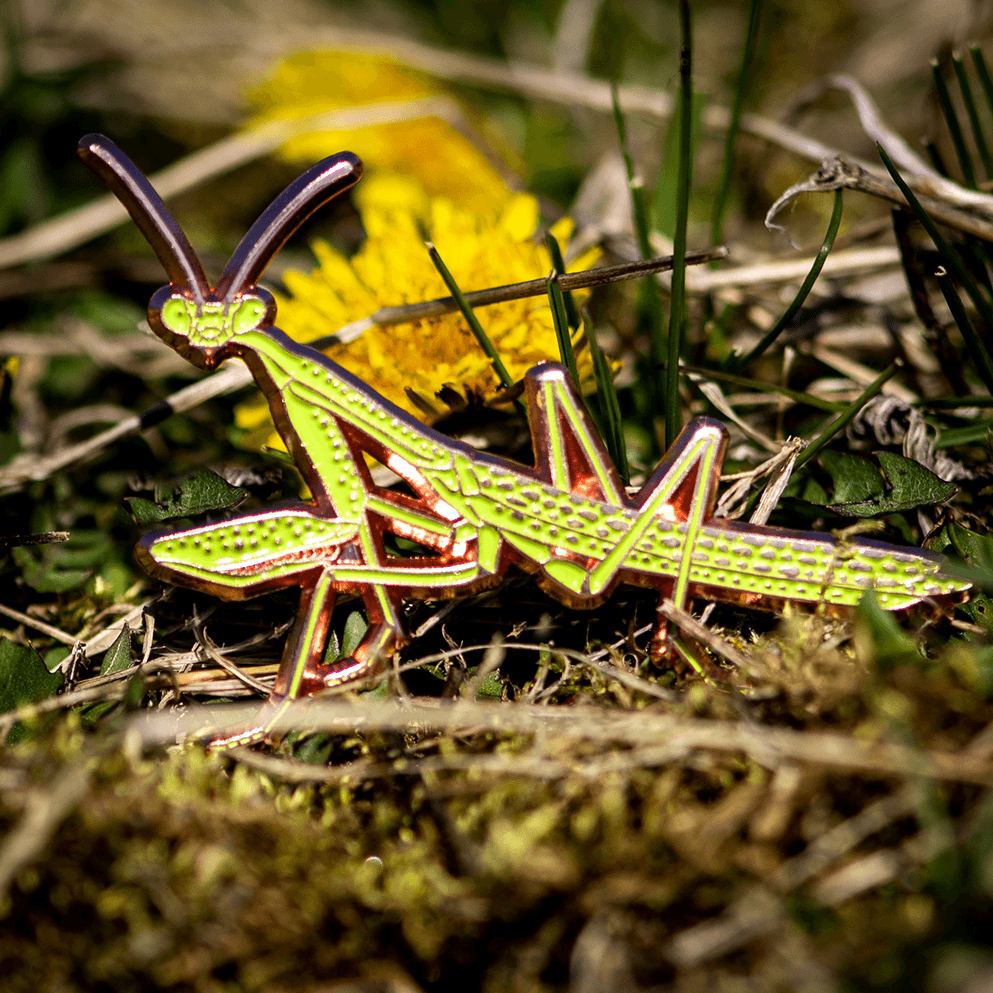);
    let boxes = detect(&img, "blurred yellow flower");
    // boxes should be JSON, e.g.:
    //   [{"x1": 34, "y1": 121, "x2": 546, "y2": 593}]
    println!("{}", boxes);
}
[
  {"x1": 249, "y1": 50, "x2": 520, "y2": 216},
  {"x1": 234, "y1": 174, "x2": 600, "y2": 452}
]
